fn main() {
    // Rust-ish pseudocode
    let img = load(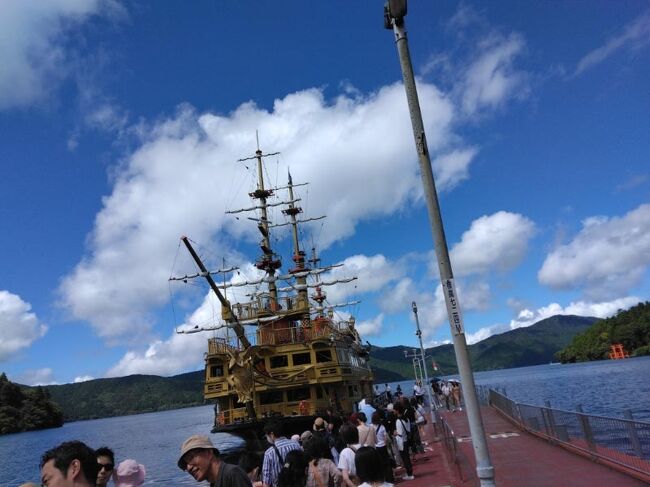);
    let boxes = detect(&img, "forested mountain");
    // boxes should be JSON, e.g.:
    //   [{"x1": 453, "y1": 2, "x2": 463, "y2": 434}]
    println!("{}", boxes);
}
[
  {"x1": 556, "y1": 302, "x2": 650, "y2": 363},
  {"x1": 45, "y1": 370, "x2": 205, "y2": 421},
  {"x1": 370, "y1": 314, "x2": 596, "y2": 381},
  {"x1": 0, "y1": 373, "x2": 64, "y2": 434}
]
